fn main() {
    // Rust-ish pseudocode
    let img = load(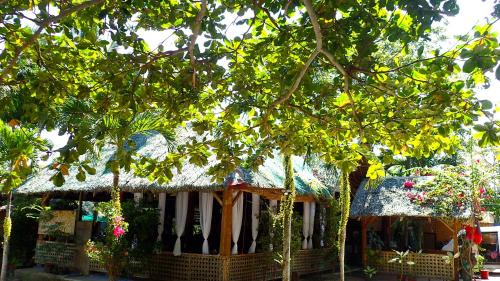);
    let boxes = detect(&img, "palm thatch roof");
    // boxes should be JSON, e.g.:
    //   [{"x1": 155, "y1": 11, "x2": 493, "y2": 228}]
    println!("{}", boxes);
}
[
  {"x1": 17, "y1": 132, "x2": 334, "y2": 198},
  {"x1": 349, "y1": 177, "x2": 472, "y2": 219}
]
